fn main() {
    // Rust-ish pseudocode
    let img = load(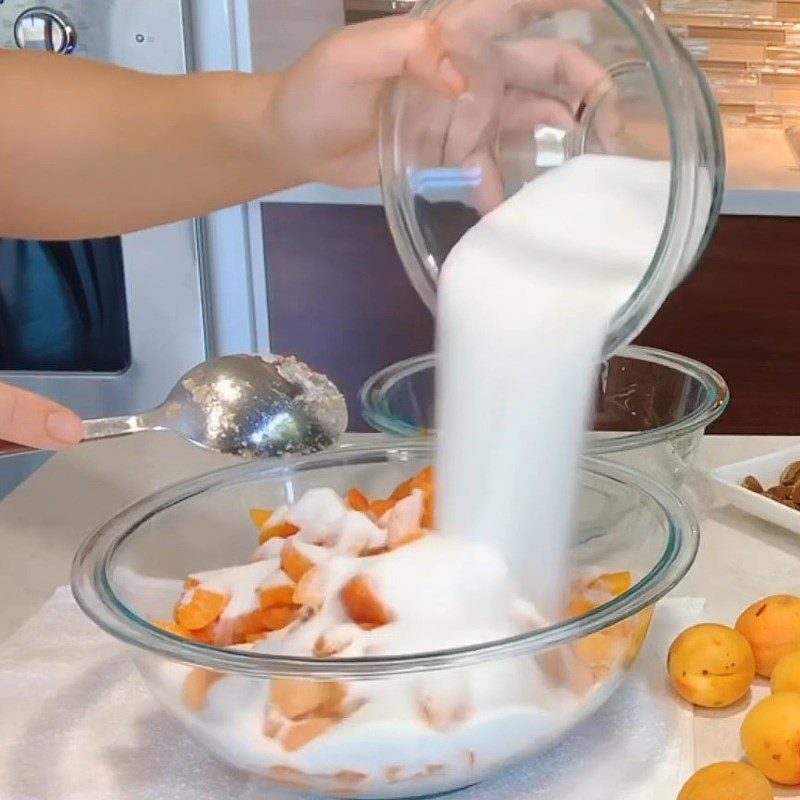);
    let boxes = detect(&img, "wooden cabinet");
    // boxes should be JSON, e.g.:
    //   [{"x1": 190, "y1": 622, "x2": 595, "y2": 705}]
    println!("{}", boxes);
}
[{"x1": 262, "y1": 203, "x2": 800, "y2": 433}]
